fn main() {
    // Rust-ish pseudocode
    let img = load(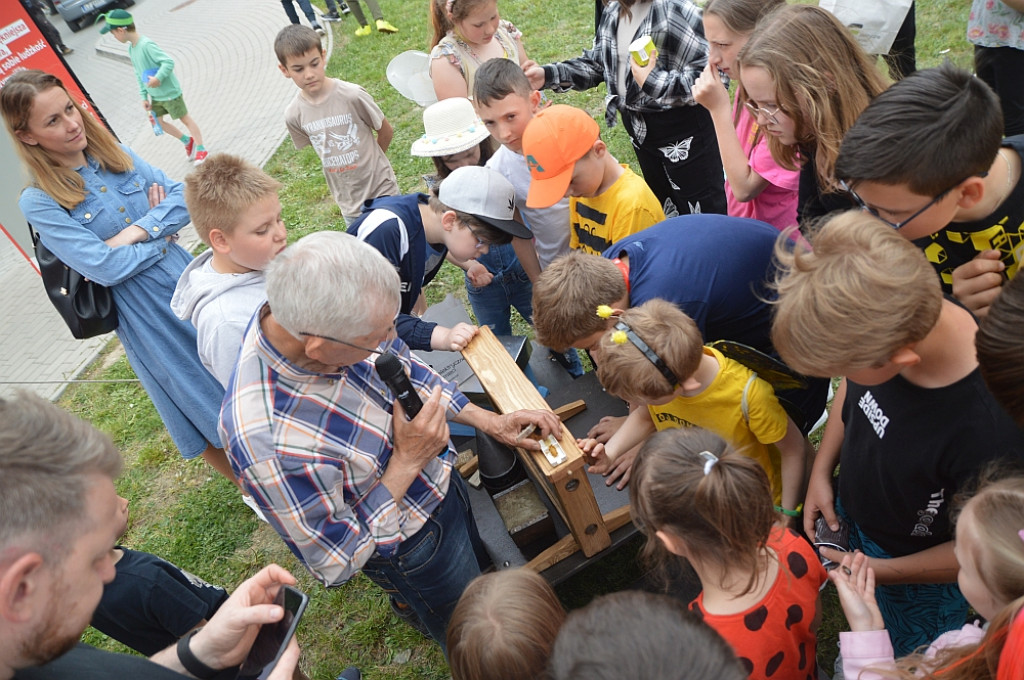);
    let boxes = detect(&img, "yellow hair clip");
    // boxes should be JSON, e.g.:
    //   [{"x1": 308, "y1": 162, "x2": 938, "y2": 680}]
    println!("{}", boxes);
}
[
  {"x1": 597, "y1": 305, "x2": 614, "y2": 319},
  {"x1": 611, "y1": 330, "x2": 628, "y2": 345}
]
